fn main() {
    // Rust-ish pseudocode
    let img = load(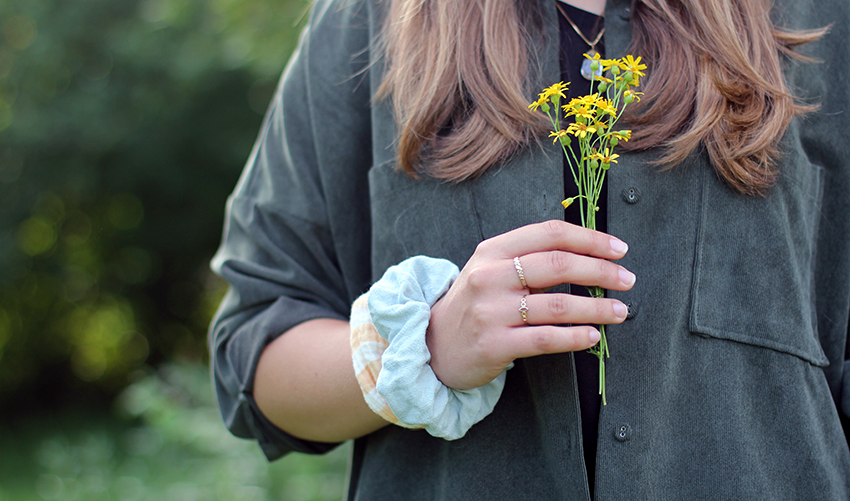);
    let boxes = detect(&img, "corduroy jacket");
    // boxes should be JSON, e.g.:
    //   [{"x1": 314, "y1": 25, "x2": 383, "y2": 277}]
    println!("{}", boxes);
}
[{"x1": 209, "y1": 0, "x2": 850, "y2": 498}]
